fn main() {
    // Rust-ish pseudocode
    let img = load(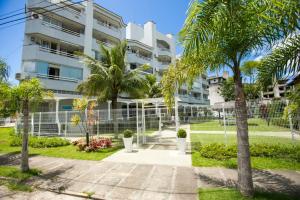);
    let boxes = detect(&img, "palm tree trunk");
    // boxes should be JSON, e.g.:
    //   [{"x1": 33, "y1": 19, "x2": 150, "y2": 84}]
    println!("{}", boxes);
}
[
  {"x1": 112, "y1": 98, "x2": 118, "y2": 138},
  {"x1": 233, "y1": 66, "x2": 254, "y2": 197},
  {"x1": 21, "y1": 99, "x2": 30, "y2": 172}
]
